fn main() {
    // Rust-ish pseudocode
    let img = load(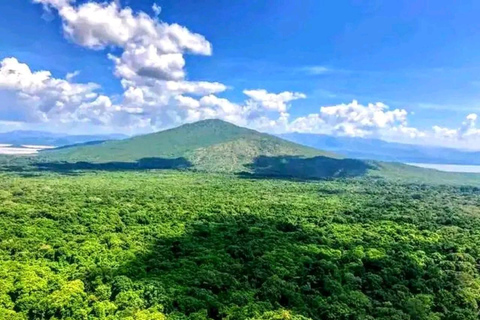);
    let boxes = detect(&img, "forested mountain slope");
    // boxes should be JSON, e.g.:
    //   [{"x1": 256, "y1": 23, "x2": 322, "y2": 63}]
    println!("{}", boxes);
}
[
  {"x1": 40, "y1": 119, "x2": 336, "y2": 173},
  {"x1": 0, "y1": 119, "x2": 472, "y2": 184}
]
